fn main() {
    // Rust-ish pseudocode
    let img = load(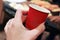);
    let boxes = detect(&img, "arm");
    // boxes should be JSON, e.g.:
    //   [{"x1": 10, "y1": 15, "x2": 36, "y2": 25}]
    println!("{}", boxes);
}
[{"x1": 0, "y1": 0, "x2": 4, "y2": 24}]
